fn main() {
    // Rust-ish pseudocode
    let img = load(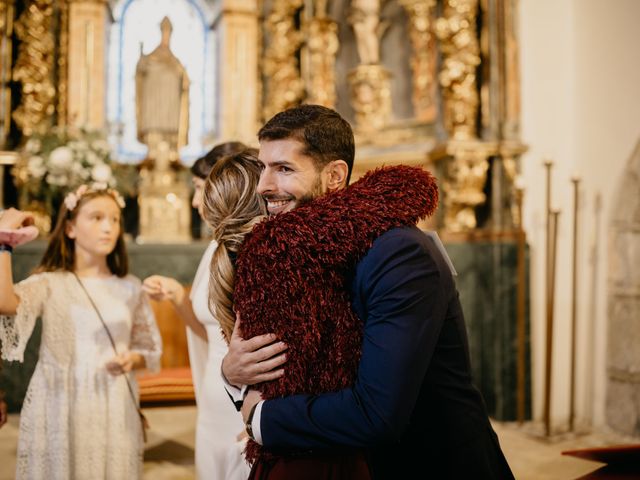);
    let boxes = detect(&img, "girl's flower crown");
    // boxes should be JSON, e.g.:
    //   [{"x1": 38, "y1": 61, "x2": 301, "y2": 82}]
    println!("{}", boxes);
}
[{"x1": 63, "y1": 182, "x2": 126, "y2": 211}]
